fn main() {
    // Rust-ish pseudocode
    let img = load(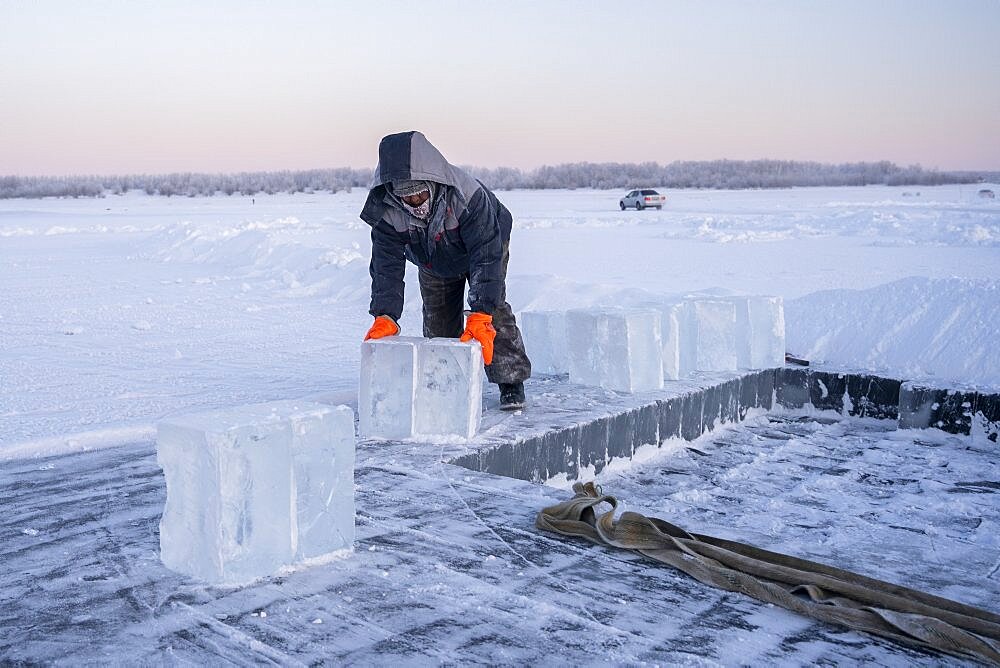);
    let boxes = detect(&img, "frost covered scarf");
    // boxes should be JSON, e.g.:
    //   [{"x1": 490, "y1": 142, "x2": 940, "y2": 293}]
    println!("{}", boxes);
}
[{"x1": 399, "y1": 182, "x2": 436, "y2": 221}]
